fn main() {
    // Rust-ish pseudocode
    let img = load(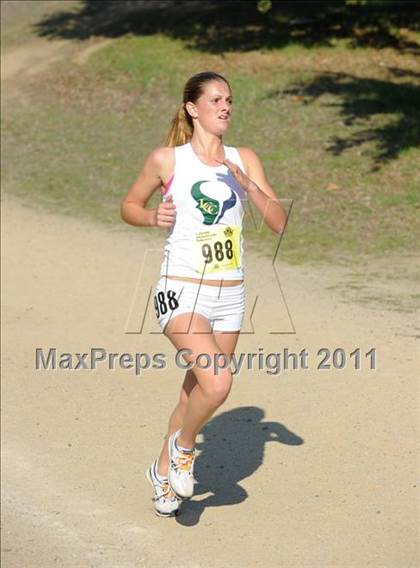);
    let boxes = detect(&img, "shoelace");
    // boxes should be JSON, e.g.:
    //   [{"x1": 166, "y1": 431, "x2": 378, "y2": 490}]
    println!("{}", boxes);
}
[
  {"x1": 153, "y1": 478, "x2": 178, "y2": 502},
  {"x1": 173, "y1": 449, "x2": 195, "y2": 473}
]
